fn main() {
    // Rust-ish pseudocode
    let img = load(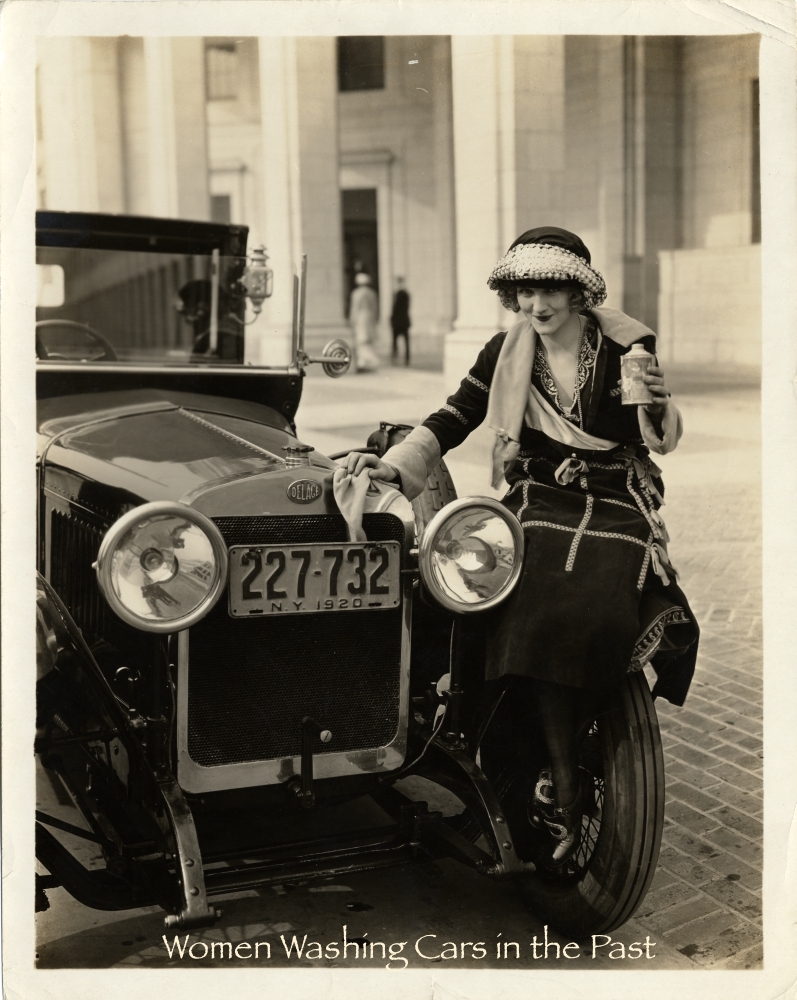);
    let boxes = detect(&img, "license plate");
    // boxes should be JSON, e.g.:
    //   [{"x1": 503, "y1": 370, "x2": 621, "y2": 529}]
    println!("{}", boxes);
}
[{"x1": 228, "y1": 542, "x2": 402, "y2": 617}]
